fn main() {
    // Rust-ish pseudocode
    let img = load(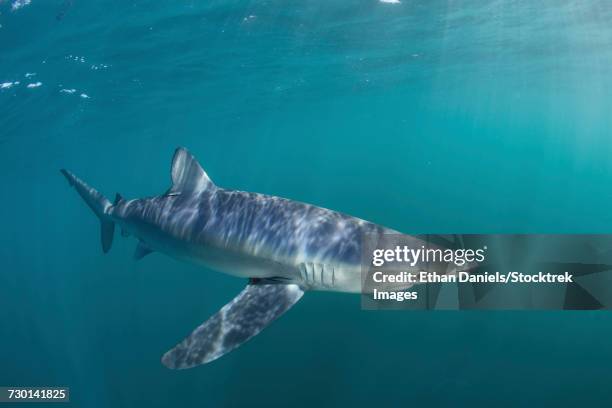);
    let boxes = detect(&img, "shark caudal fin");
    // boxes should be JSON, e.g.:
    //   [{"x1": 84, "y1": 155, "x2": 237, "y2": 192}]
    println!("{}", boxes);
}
[{"x1": 60, "y1": 169, "x2": 115, "y2": 253}]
